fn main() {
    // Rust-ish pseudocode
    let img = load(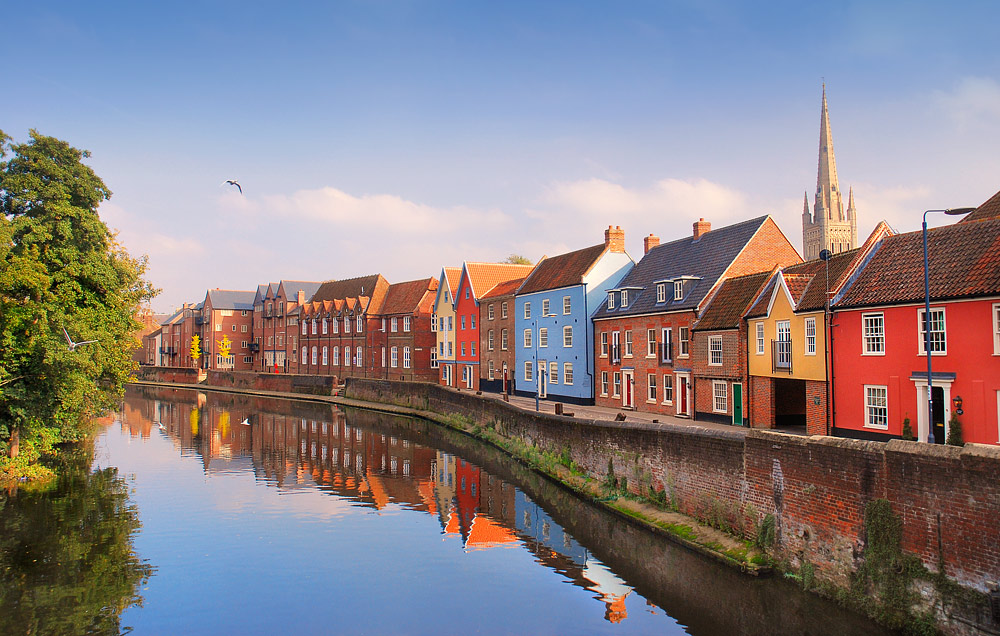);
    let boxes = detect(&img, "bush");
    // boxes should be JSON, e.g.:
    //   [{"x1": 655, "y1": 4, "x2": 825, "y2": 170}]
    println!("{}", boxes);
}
[
  {"x1": 946, "y1": 413, "x2": 964, "y2": 446},
  {"x1": 900, "y1": 417, "x2": 914, "y2": 441}
]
